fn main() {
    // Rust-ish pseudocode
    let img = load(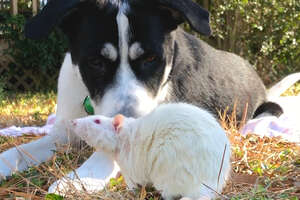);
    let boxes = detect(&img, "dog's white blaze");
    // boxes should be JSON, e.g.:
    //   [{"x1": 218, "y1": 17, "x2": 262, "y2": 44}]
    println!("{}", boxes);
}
[
  {"x1": 117, "y1": 5, "x2": 129, "y2": 66},
  {"x1": 129, "y1": 42, "x2": 144, "y2": 60},
  {"x1": 101, "y1": 43, "x2": 118, "y2": 61}
]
